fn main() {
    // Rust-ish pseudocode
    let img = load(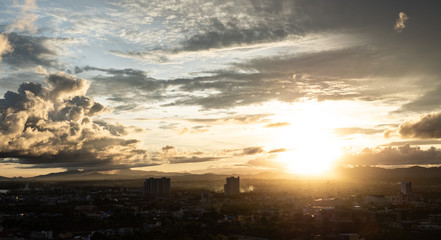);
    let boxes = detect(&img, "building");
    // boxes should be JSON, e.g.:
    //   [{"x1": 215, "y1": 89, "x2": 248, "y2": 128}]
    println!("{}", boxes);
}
[
  {"x1": 144, "y1": 177, "x2": 170, "y2": 198},
  {"x1": 400, "y1": 181, "x2": 412, "y2": 195},
  {"x1": 224, "y1": 176, "x2": 240, "y2": 195},
  {"x1": 400, "y1": 181, "x2": 412, "y2": 202}
]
